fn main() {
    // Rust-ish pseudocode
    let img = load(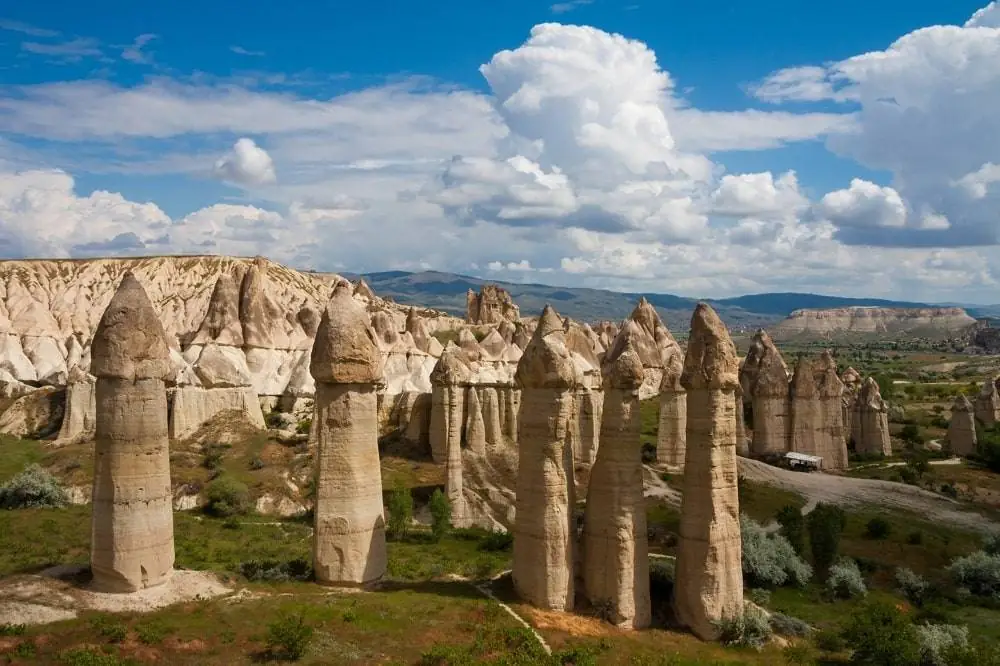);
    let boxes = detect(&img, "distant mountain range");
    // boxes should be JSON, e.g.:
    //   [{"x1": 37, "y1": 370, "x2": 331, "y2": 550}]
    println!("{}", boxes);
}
[{"x1": 336, "y1": 269, "x2": 989, "y2": 333}]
